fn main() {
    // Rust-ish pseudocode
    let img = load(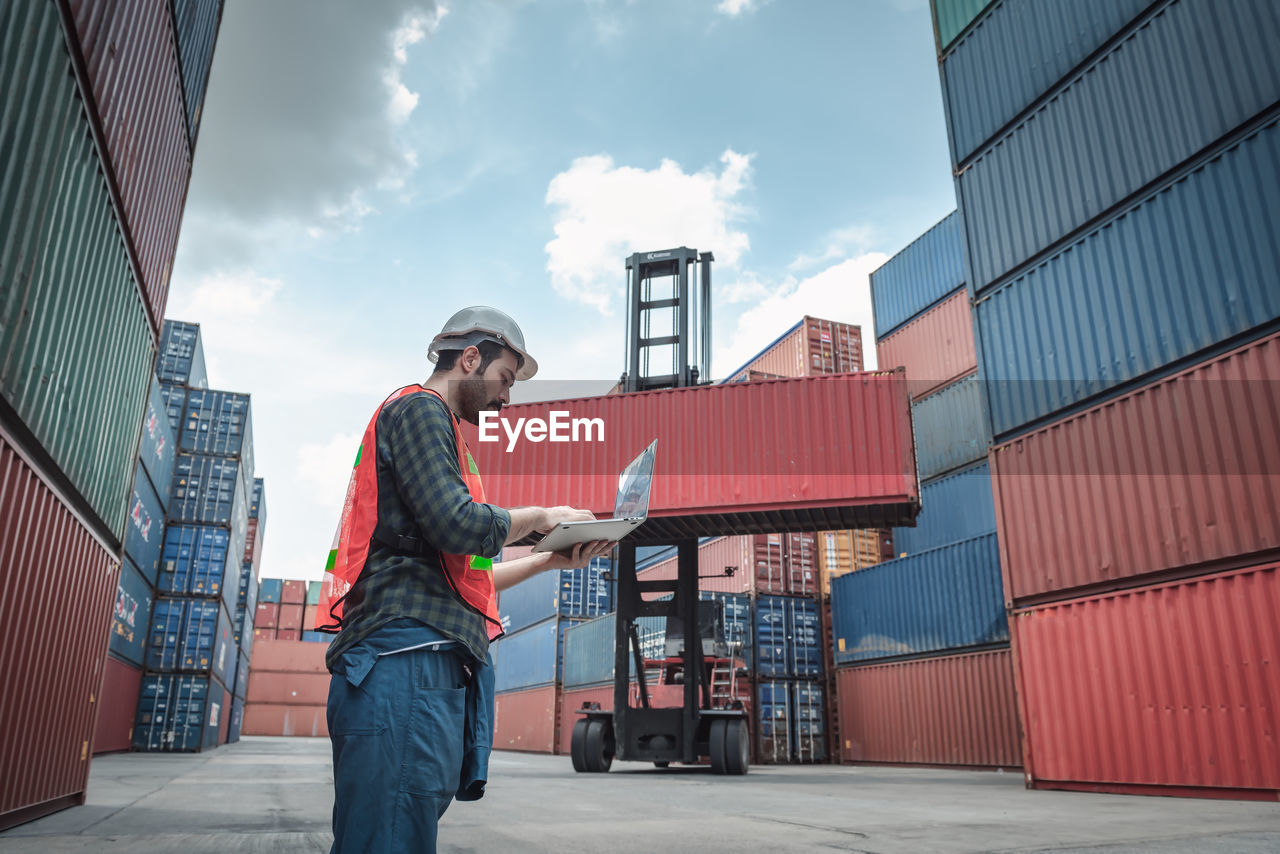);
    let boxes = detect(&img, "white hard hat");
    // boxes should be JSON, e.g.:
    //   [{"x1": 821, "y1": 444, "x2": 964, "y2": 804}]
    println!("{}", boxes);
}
[{"x1": 428, "y1": 306, "x2": 538, "y2": 380}]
